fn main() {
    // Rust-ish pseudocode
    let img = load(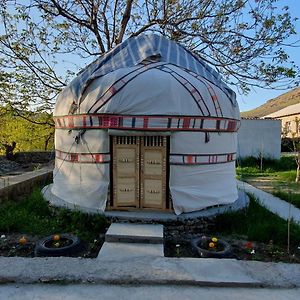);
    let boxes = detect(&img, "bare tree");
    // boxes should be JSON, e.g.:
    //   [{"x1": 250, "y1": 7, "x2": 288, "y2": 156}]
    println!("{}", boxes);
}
[{"x1": 0, "y1": 0, "x2": 299, "y2": 116}]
